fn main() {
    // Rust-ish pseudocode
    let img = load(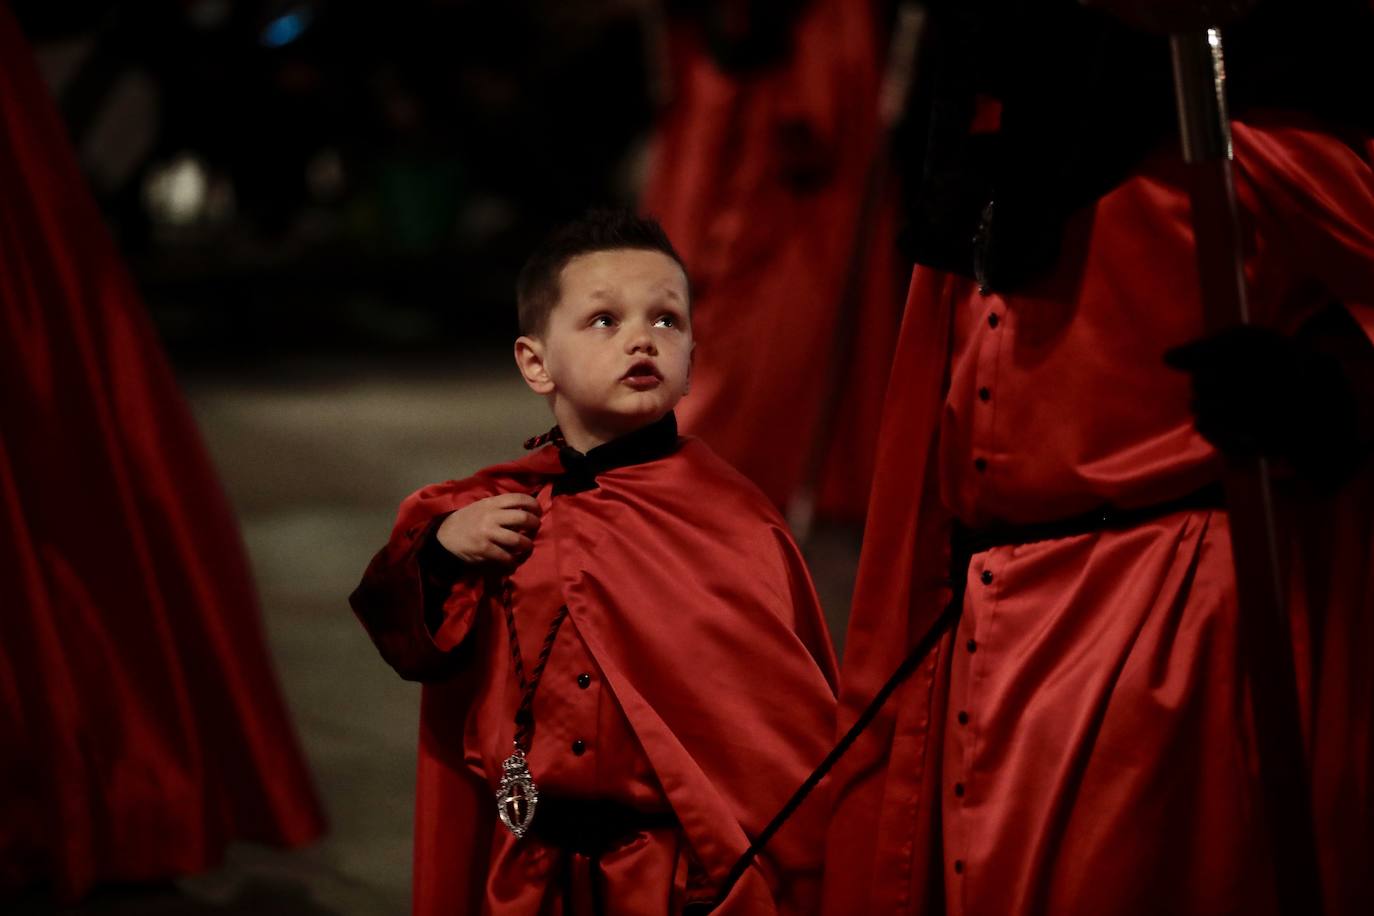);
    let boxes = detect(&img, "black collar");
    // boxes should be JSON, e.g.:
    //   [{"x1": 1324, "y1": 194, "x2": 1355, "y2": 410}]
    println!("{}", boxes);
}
[{"x1": 542, "y1": 412, "x2": 679, "y2": 496}]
